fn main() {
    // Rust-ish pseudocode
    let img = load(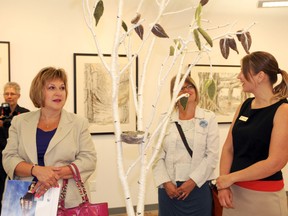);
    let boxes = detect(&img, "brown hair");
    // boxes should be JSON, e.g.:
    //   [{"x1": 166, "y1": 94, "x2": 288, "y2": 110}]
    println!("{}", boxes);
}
[
  {"x1": 170, "y1": 74, "x2": 200, "y2": 105},
  {"x1": 29, "y1": 67, "x2": 68, "y2": 108},
  {"x1": 241, "y1": 51, "x2": 288, "y2": 99}
]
